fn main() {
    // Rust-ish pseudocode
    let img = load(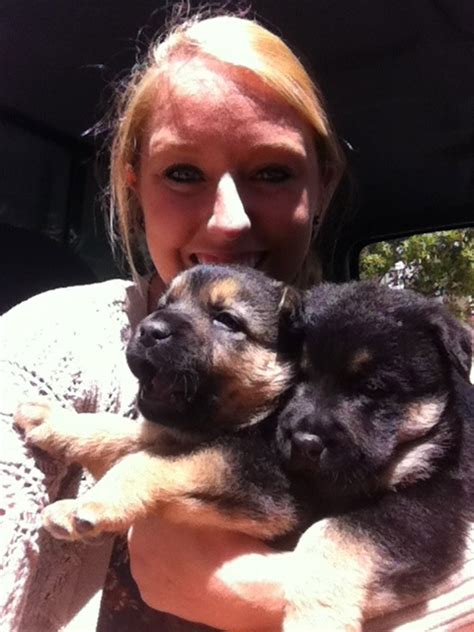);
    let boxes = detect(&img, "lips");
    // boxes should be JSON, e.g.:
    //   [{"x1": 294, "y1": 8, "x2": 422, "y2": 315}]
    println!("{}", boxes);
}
[
  {"x1": 140, "y1": 374, "x2": 177, "y2": 403},
  {"x1": 139, "y1": 371, "x2": 198, "y2": 407},
  {"x1": 190, "y1": 252, "x2": 265, "y2": 268}
]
